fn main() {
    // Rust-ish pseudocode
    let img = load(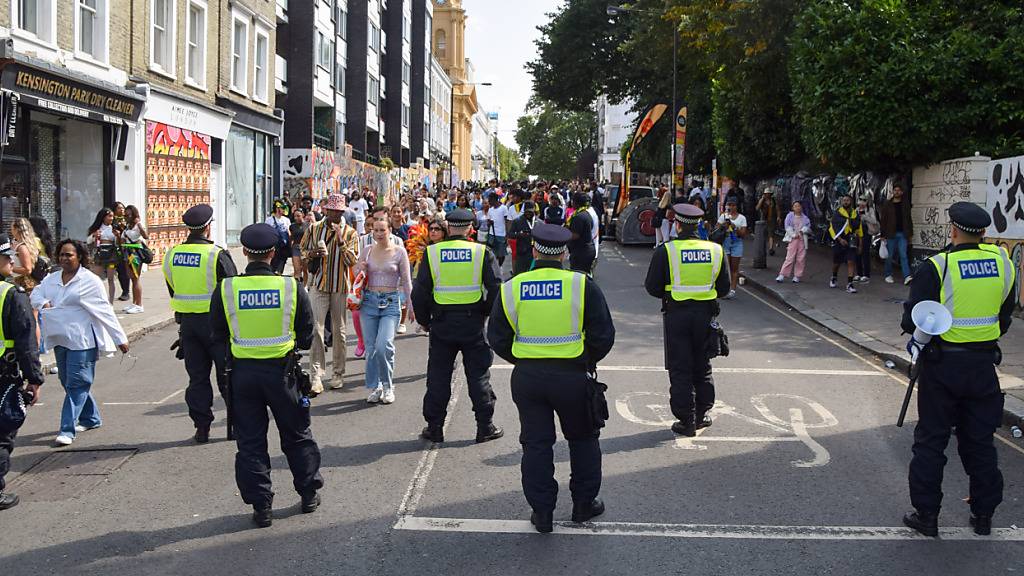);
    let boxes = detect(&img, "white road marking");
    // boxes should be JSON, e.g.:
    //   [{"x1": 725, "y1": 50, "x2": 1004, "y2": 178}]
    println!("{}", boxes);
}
[
  {"x1": 790, "y1": 409, "x2": 830, "y2": 468},
  {"x1": 396, "y1": 373, "x2": 464, "y2": 517},
  {"x1": 394, "y1": 516, "x2": 1024, "y2": 541},
  {"x1": 492, "y1": 364, "x2": 883, "y2": 376},
  {"x1": 102, "y1": 389, "x2": 185, "y2": 406}
]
